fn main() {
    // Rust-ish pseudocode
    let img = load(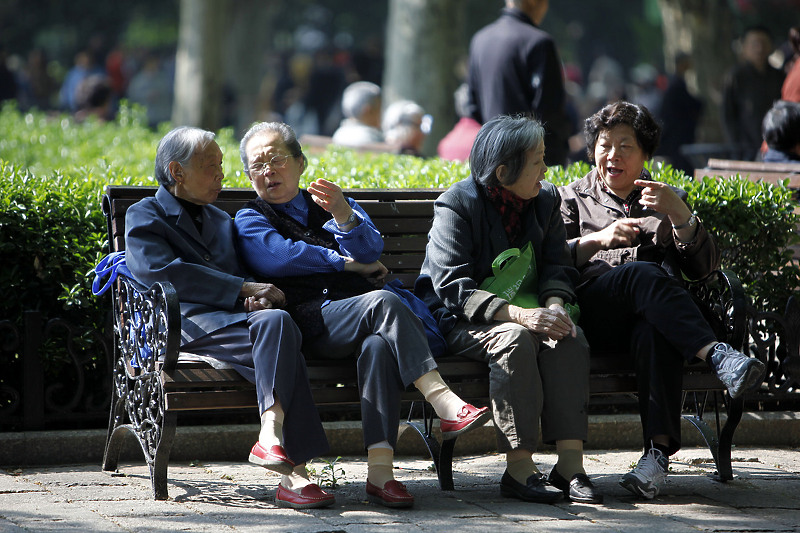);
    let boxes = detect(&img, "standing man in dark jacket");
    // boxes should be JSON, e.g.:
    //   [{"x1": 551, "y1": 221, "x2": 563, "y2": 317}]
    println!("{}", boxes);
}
[
  {"x1": 722, "y1": 26, "x2": 785, "y2": 160},
  {"x1": 467, "y1": 0, "x2": 570, "y2": 167}
]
